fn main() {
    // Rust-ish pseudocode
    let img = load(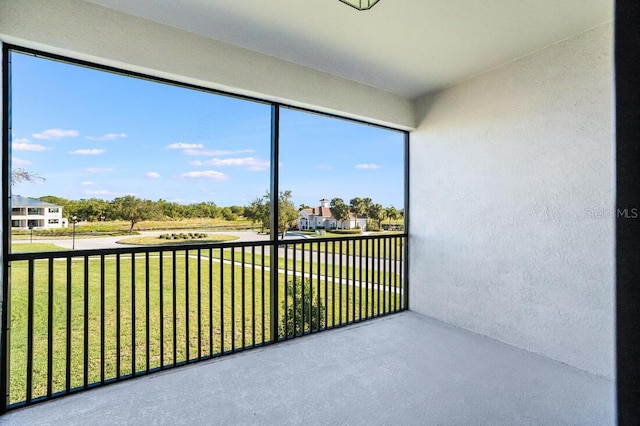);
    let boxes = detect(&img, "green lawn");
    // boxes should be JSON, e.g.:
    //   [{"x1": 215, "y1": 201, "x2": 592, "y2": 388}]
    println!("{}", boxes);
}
[
  {"x1": 8, "y1": 250, "x2": 404, "y2": 404},
  {"x1": 11, "y1": 243, "x2": 67, "y2": 253},
  {"x1": 294, "y1": 234, "x2": 405, "y2": 260},
  {"x1": 215, "y1": 247, "x2": 404, "y2": 288}
]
